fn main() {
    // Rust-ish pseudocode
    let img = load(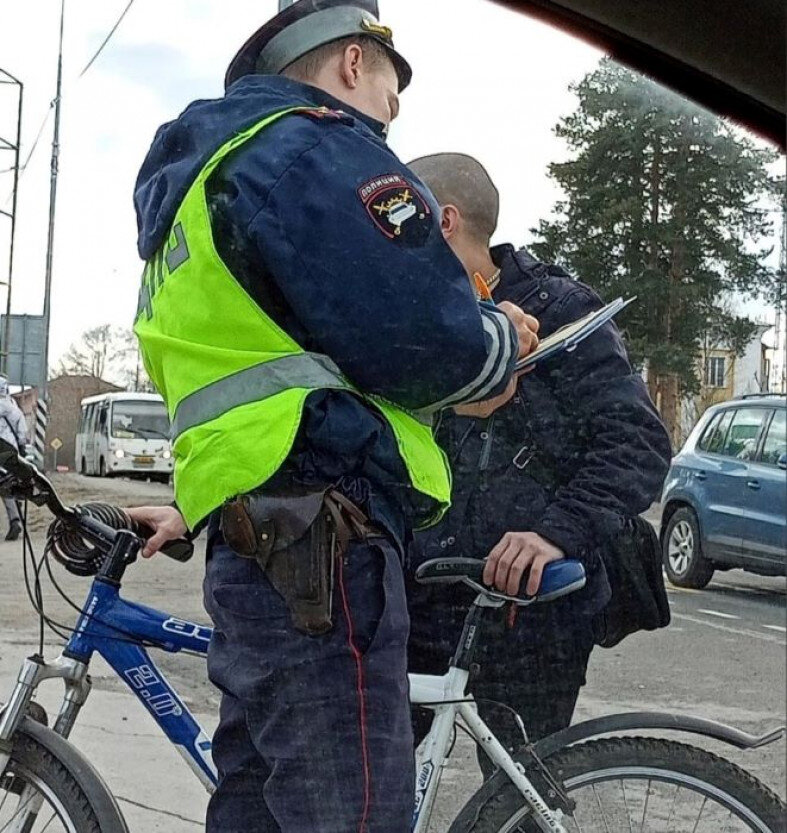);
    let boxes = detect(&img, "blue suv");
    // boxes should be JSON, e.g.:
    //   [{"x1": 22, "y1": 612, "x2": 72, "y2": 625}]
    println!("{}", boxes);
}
[{"x1": 660, "y1": 395, "x2": 787, "y2": 588}]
